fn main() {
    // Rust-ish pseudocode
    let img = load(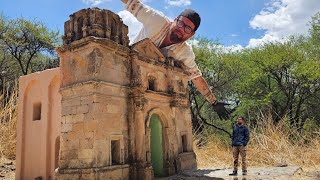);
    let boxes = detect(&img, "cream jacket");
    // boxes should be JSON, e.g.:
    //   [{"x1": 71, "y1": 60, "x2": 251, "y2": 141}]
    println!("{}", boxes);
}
[{"x1": 126, "y1": 0, "x2": 202, "y2": 79}]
